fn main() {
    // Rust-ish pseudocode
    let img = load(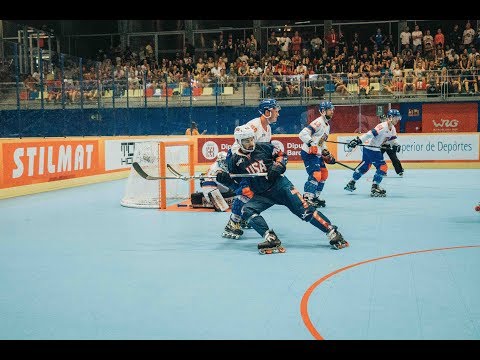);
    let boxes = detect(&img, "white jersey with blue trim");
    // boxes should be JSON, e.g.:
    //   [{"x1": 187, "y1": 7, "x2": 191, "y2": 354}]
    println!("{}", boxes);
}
[
  {"x1": 231, "y1": 117, "x2": 272, "y2": 153},
  {"x1": 360, "y1": 121, "x2": 399, "y2": 151},
  {"x1": 245, "y1": 117, "x2": 272, "y2": 143},
  {"x1": 299, "y1": 115, "x2": 330, "y2": 154}
]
